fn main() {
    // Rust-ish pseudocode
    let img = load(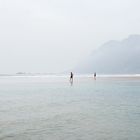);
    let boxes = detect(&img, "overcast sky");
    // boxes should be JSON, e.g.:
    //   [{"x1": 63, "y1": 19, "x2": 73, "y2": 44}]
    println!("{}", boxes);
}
[{"x1": 0, "y1": 0, "x2": 140, "y2": 73}]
